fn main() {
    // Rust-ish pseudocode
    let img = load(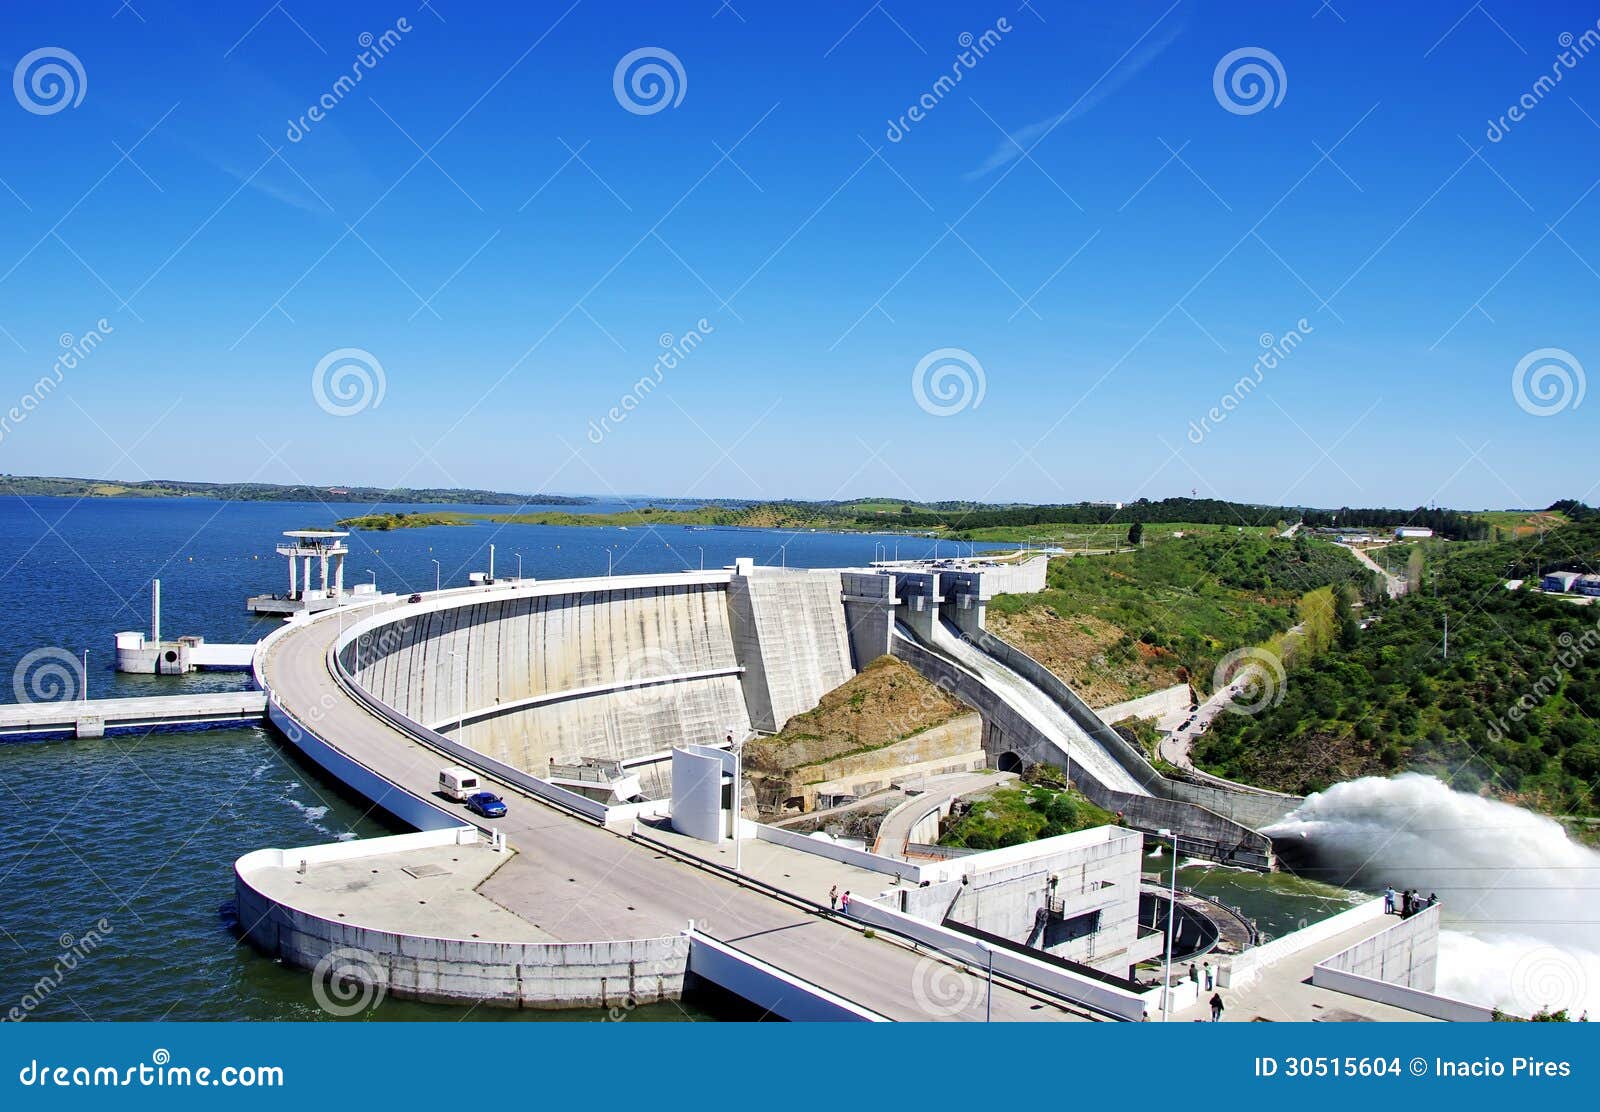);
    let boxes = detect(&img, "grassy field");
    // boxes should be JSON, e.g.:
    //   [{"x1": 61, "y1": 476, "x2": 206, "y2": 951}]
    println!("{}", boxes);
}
[
  {"x1": 939, "y1": 777, "x2": 1117, "y2": 849},
  {"x1": 1474, "y1": 509, "x2": 1569, "y2": 539},
  {"x1": 743, "y1": 656, "x2": 972, "y2": 815},
  {"x1": 986, "y1": 530, "x2": 1380, "y2": 706},
  {"x1": 337, "y1": 512, "x2": 468, "y2": 530}
]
